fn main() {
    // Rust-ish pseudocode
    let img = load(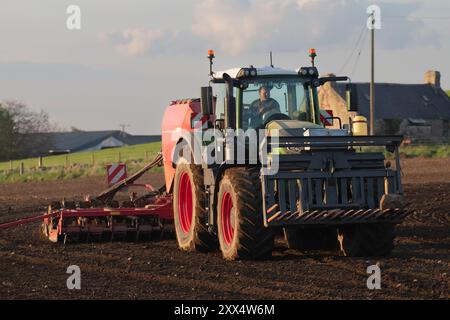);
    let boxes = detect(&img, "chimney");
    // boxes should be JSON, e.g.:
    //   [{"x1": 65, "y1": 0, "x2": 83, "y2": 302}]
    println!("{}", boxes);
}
[{"x1": 424, "y1": 70, "x2": 441, "y2": 88}]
